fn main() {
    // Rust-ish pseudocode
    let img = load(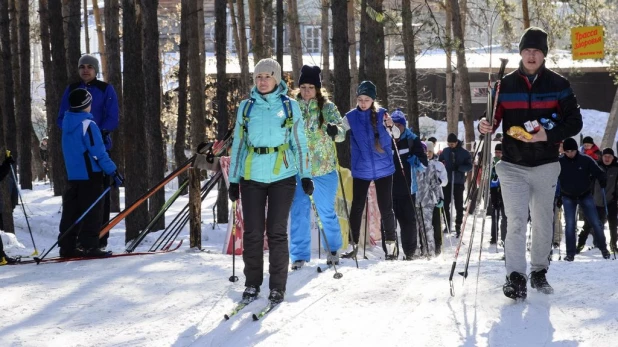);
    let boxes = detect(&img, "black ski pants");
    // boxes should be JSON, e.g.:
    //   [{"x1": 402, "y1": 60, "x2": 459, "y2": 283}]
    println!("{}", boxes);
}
[
  {"x1": 349, "y1": 175, "x2": 396, "y2": 244},
  {"x1": 489, "y1": 203, "x2": 507, "y2": 242},
  {"x1": 432, "y1": 207, "x2": 442, "y2": 253},
  {"x1": 59, "y1": 173, "x2": 106, "y2": 251},
  {"x1": 394, "y1": 195, "x2": 416, "y2": 257},
  {"x1": 442, "y1": 183, "x2": 465, "y2": 233},
  {"x1": 241, "y1": 176, "x2": 296, "y2": 292}
]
